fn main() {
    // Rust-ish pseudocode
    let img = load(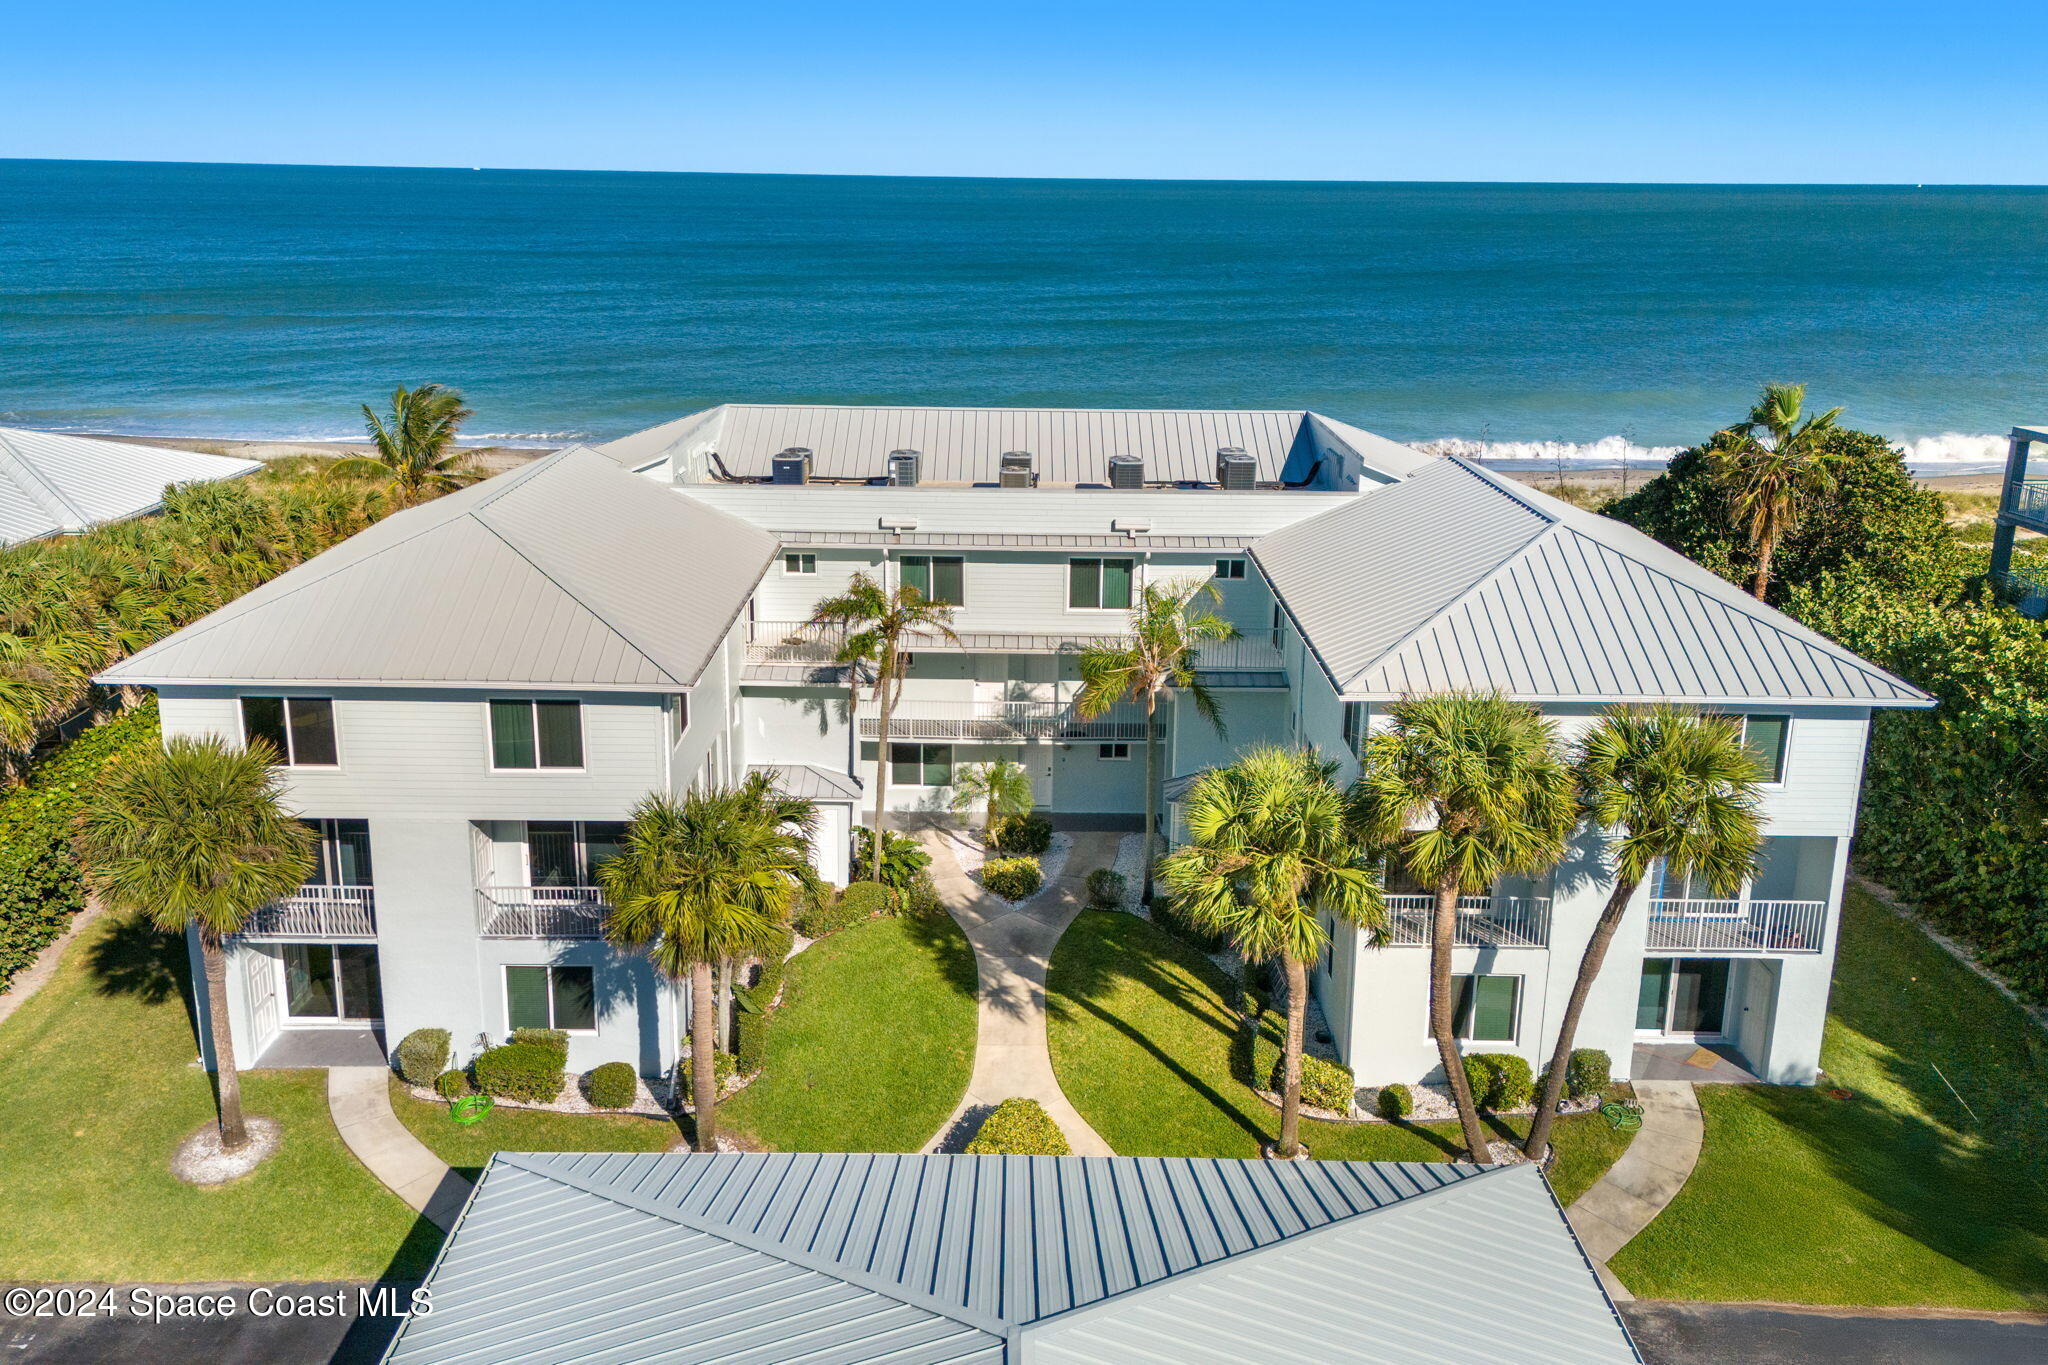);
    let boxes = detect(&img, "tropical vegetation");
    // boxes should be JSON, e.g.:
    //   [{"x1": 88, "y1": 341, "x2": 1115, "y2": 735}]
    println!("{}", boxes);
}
[
  {"x1": 950, "y1": 757, "x2": 1034, "y2": 830},
  {"x1": 1699, "y1": 382, "x2": 1843, "y2": 599},
  {"x1": 330, "y1": 382, "x2": 483, "y2": 507}
]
